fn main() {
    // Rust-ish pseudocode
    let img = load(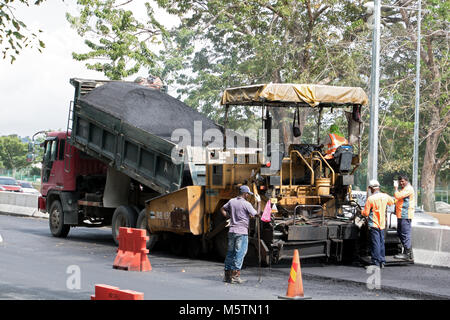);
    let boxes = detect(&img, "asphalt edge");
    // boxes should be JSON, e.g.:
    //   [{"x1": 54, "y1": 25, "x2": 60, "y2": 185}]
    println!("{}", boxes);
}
[
  {"x1": 301, "y1": 272, "x2": 450, "y2": 300},
  {"x1": 0, "y1": 210, "x2": 48, "y2": 219}
]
